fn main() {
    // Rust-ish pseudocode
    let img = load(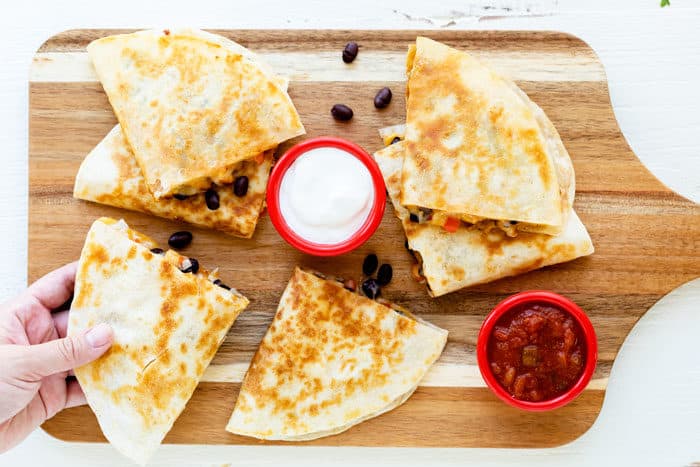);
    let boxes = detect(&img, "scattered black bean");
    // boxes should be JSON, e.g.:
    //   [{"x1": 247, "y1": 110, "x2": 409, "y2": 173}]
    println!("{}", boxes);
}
[
  {"x1": 150, "y1": 247, "x2": 164, "y2": 255},
  {"x1": 361, "y1": 278, "x2": 381, "y2": 299},
  {"x1": 331, "y1": 104, "x2": 354, "y2": 121},
  {"x1": 391, "y1": 136, "x2": 401, "y2": 145},
  {"x1": 409, "y1": 213, "x2": 419, "y2": 223},
  {"x1": 343, "y1": 278, "x2": 357, "y2": 292},
  {"x1": 205, "y1": 188, "x2": 220, "y2": 210},
  {"x1": 362, "y1": 253, "x2": 379, "y2": 275},
  {"x1": 233, "y1": 176, "x2": 249, "y2": 197},
  {"x1": 173, "y1": 194, "x2": 190, "y2": 200},
  {"x1": 181, "y1": 257, "x2": 199, "y2": 274},
  {"x1": 377, "y1": 263, "x2": 393, "y2": 286},
  {"x1": 342, "y1": 41, "x2": 359, "y2": 63},
  {"x1": 213, "y1": 279, "x2": 222, "y2": 285},
  {"x1": 374, "y1": 87, "x2": 392, "y2": 109},
  {"x1": 168, "y1": 231, "x2": 193, "y2": 249}
]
